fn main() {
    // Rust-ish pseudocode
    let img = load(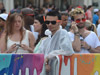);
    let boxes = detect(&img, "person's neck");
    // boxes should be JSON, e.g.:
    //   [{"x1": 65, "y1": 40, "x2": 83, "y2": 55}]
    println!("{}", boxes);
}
[
  {"x1": 79, "y1": 28, "x2": 85, "y2": 36},
  {"x1": 38, "y1": 30, "x2": 41, "y2": 36},
  {"x1": 13, "y1": 30, "x2": 20, "y2": 34},
  {"x1": 52, "y1": 27, "x2": 59, "y2": 35}
]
